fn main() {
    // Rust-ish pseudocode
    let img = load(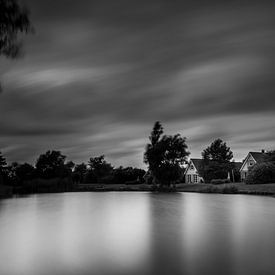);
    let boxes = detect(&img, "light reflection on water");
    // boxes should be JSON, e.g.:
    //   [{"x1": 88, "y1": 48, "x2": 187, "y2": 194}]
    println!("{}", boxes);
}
[{"x1": 0, "y1": 192, "x2": 275, "y2": 275}]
